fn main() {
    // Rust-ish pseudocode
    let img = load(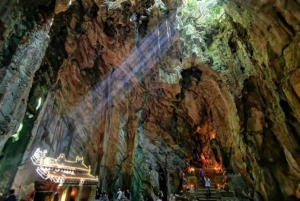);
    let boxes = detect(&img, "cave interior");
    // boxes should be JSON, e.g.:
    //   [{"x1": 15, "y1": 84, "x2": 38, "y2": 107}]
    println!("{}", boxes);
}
[{"x1": 0, "y1": 0, "x2": 300, "y2": 201}]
